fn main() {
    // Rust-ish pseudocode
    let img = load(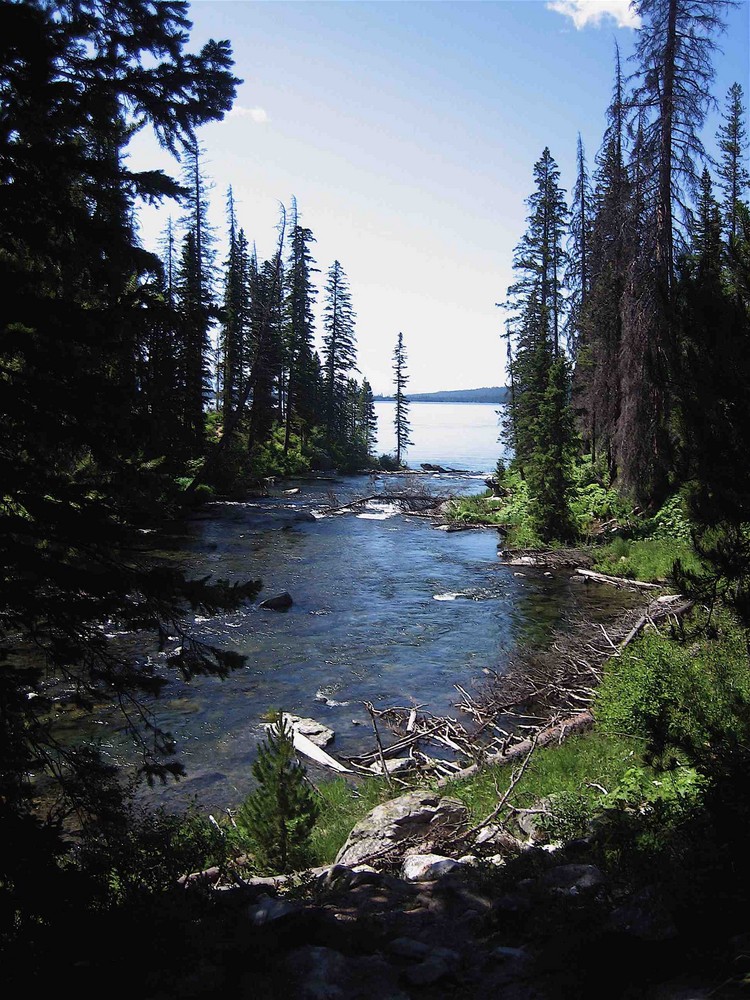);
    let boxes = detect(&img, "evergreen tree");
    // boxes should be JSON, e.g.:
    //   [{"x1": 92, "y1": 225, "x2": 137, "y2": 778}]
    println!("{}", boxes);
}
[
  {"x1": 220, "y1": 187, "x2": 251, "y2": 427},
  {"x1": 283, "y1": 198, "x2": 320, "y2": 452},
  {"x1": 631, "y1": 0, "x2": 732, "y2": 287},
  {"x1": 358, "y1": 378, "x2": 379, "y2": 458},
  {"x1": 0, "y1": 0, "x2": 244, "y2": 913},
  {"x1": 565, "y1": 134, "x2": 593, "y2": 357},
  {"x1": 235, "y1": 714, "x2": 318, "y2": 874},
  {"x1": 716, "y1": 82, "x2": 750, "y2": 245},
  {"x1": 573, "y1": 46, "x2": 629, "y2": 474},
  {"x1": 176, "y1": 144, "x2": 216, "y2": 447},
  {"x1": 392, "y1": 331, "x2": 413, "y2": 466},
  {"x1": 322, "y1": 260, "x2": 358, "y2": 440},
  {"x1": 503, "y1": 148, "x2": 574, "y2": 540}
]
